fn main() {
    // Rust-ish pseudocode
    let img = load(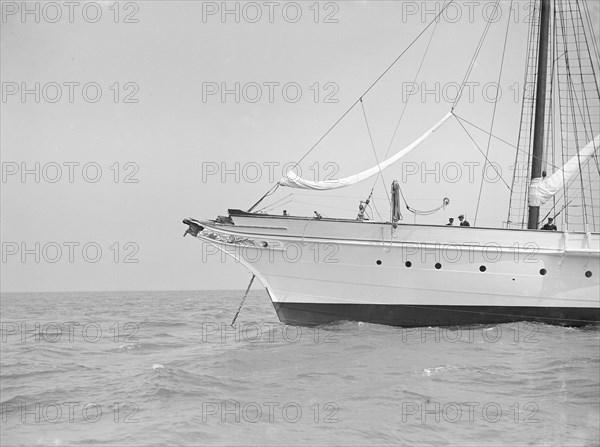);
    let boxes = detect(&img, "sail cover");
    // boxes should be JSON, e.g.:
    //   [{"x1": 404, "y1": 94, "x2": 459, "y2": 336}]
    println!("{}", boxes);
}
[
  {"x1": 529, "y1": 135, "x2": 600, "y2": 206},
  {"x1": 278, "y1": 112, "x2": 453, "y2": 190}
]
